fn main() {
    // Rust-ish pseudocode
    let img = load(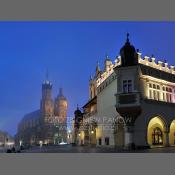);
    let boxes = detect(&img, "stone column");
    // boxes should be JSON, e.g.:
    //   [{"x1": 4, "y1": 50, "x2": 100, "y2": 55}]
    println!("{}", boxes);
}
[
  {"x1": 164, "y1": 130, "x2": 170, "y2": 147},
  {"x1": 124, "y1": 125, "x2": 135, "y2": 149}
]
